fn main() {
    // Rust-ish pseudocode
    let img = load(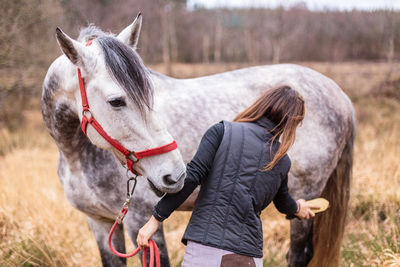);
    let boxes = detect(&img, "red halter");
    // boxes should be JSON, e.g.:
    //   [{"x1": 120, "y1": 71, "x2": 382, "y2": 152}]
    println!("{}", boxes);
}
[{"x1": 77, "y1": 43, "x2": 177, "y2": 175}]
